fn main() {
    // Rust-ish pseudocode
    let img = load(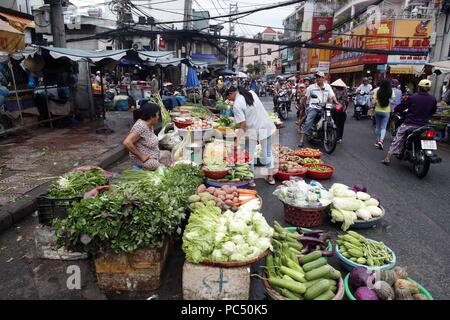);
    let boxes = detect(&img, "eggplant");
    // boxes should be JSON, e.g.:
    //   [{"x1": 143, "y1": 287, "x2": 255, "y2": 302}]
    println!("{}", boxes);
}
[
  {"x1": 321, "y1": 250, "x2": 334, "y2": 257},
  {"x1": 298, "y1": 236, "x2": 326, "y2": 246}
]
